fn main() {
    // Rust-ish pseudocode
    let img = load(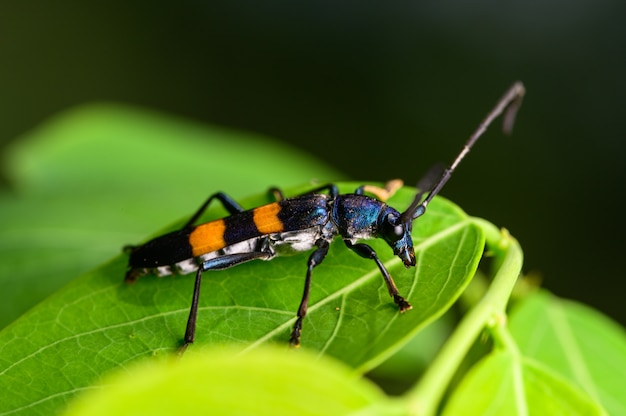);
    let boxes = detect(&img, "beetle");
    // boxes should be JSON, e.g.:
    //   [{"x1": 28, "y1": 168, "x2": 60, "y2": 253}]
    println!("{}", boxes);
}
[{"x1": 124, "y1": 82, "x2": 525, "y2": 350}]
